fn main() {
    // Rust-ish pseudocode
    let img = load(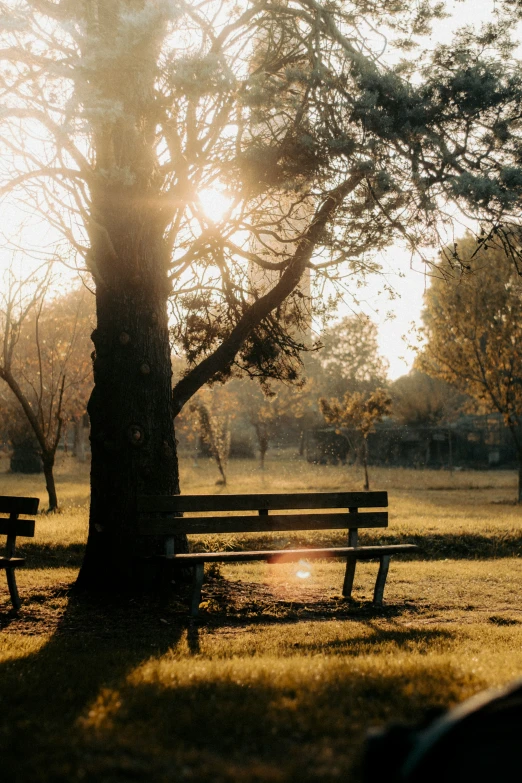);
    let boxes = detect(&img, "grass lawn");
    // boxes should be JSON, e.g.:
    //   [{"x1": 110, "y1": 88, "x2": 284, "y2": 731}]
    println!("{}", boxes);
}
[{"x1": 1, "y1": 453, "x2": 522, "y2": 782}]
